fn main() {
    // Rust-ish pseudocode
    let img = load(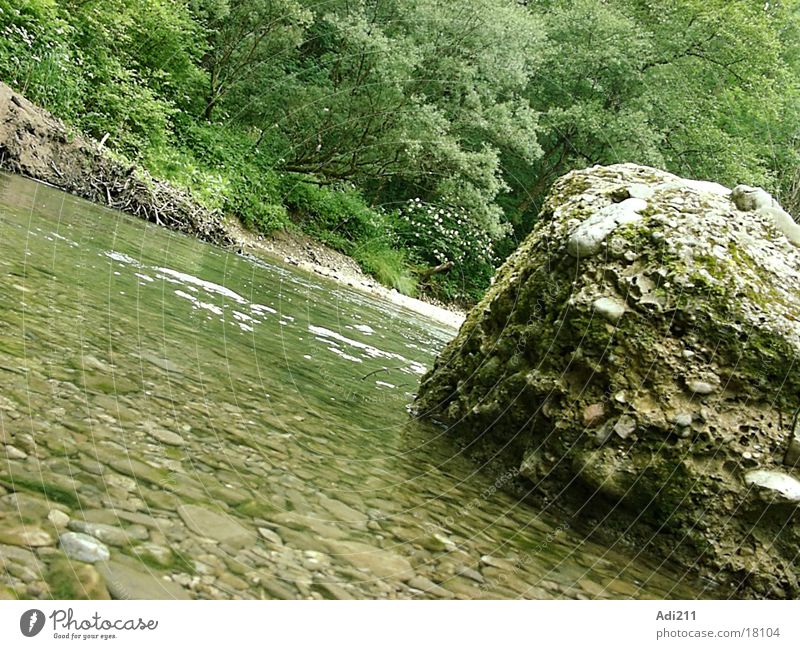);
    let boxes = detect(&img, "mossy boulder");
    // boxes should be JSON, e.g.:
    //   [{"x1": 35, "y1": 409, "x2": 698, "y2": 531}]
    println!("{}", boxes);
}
[{"x1": 415, "y1": 163, "x2": 800, "y2": 597}]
